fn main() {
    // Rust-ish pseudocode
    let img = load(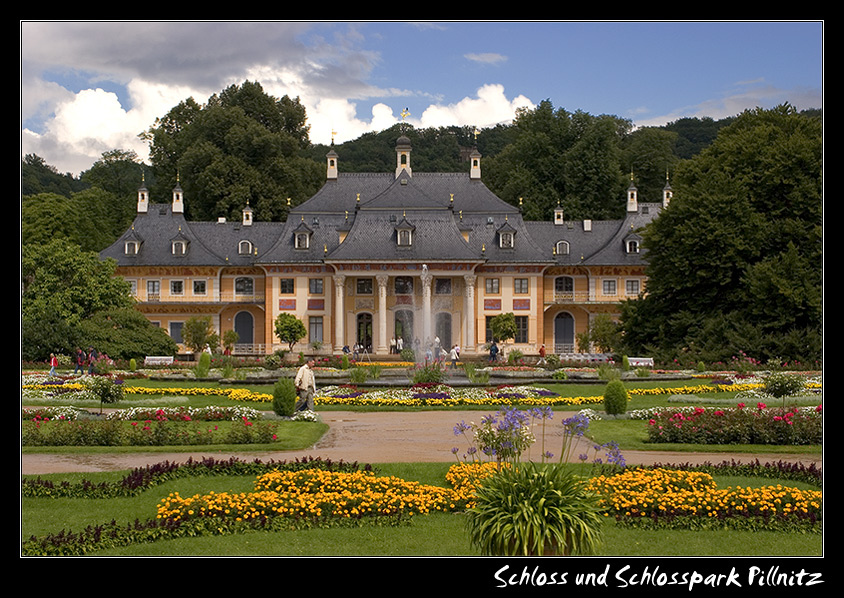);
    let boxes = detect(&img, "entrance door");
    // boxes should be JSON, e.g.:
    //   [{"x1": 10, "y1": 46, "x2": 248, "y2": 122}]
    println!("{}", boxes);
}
[
  {"x1": 234, "y1": 311, "x2": 254, "y2": 345},
  {"x1": 395, "y1": 310, "x2": 414, "y2": 344},
  {"x1": 554, "y1": 312, "x2": 574, "y2": 353},
  {"x1": 356, "y1": 313, "x2": 373, "y2": 352},
  {"x1": 435, "y1": 312, "x2": 452, "y2": 350}
]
